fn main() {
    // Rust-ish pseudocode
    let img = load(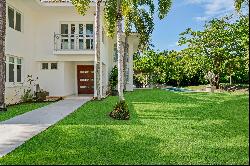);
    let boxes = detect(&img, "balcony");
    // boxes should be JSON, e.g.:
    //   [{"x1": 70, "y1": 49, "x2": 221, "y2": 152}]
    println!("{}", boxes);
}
[{"x1": 54, "y1": 33, "x2": 94, "y2": 55}]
